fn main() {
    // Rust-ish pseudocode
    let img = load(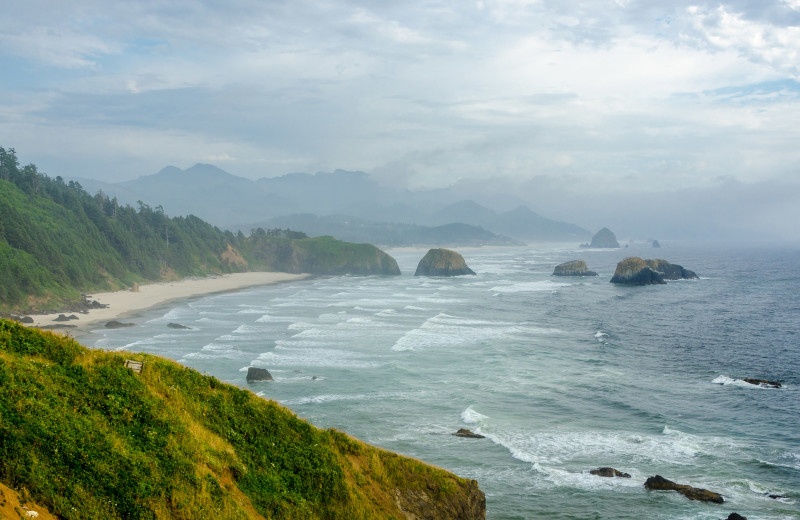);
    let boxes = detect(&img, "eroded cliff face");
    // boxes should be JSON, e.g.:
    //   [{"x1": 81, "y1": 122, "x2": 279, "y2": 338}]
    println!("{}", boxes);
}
[
  {"x1": 414, "y1": 248, "x2": 476, "y2": 276},
  {"x1": 394, "y1": 479, "x2": 486, "y2": 520}
]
